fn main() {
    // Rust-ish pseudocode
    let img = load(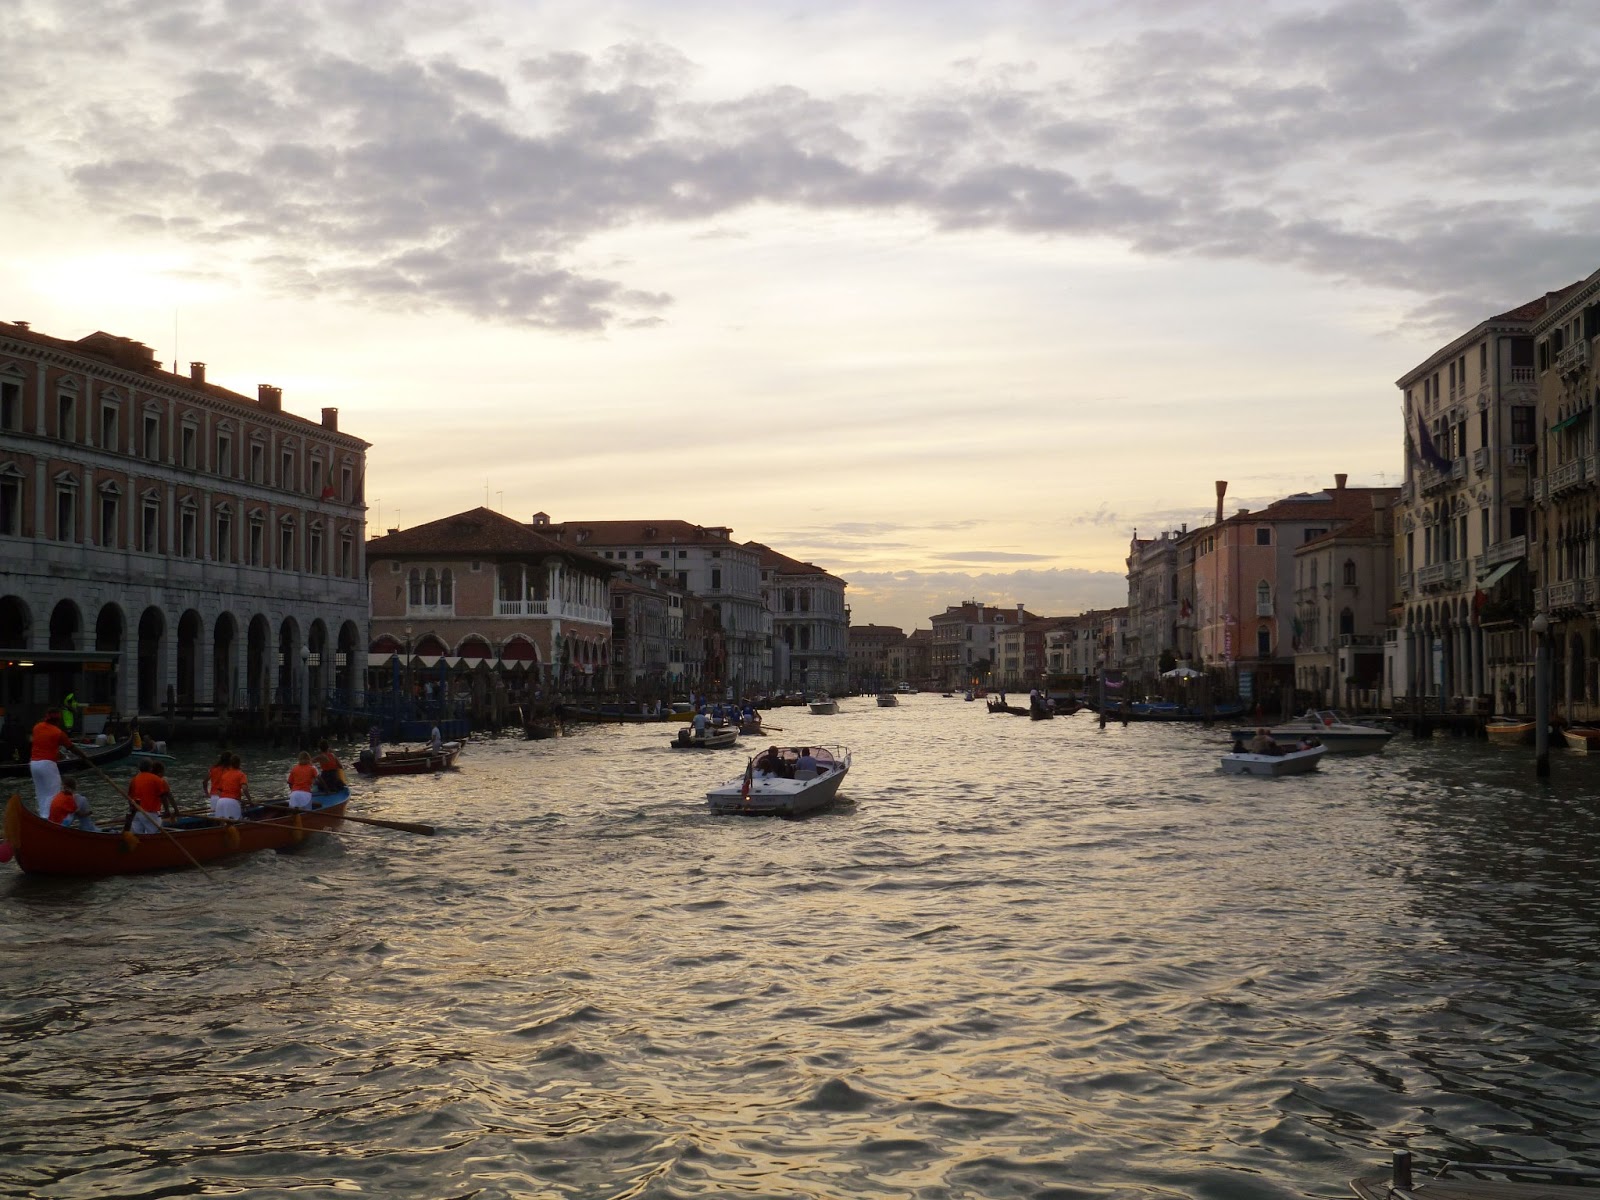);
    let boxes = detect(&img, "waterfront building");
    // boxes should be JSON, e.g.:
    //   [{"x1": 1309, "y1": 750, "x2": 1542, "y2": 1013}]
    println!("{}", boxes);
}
[
  {"x1": 749, "y1": 542, "x2": 849, "y2": 695},
  {"x1": 930, "y1": 602, "x2": 1036, "y2": 688},
  {"x1": 848, "y1": 623, "x2": 906, "y2": 691},
  {"x1": 997, "y1": 615, "x2": 1066, "y2": 690},
  {"x1": 1125, "y1": 529, "x2": 1183, "y2": 680},
  {"x1": 1045, "y1": 608, "x2": 1121, "y2": 683},
  {"x1": 0, "y1": 320, "x2": 368, "y2": 728},
  {"x1": 1393, "y1": 294, "x2": 1552, "y2": 715},
  {"x1": 610, "y1": 569, "x2": 677, "y2": 692},
  {"x1": 1173, "y1": 530, "x2": 1200, "y2": 666},
  {"x1": 903, "y1": 628, "x2": 933, "y2": 685},
  {"x1": 1291, "y1": 495, "x2": 1396, "y2": 710},
  {"x1": 541, "y1": 518, "x2": 770, "y2": 695},
  {"x1": 1530, "y1": 271, "x2": 1600, "y2": 720},
  {"x1": 366, "y1": 507, "x2": 616, "y2": 695},
  {"x1": 1194, "y1": 477, "x2": 1397, "y2": 711}
]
